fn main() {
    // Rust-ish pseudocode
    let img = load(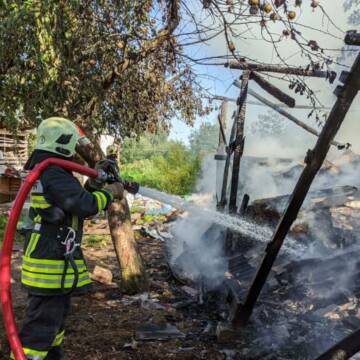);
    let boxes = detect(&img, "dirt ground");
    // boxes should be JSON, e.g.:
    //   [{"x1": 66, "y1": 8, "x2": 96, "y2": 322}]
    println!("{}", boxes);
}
[
  {"x1": 0, "y1": 220, "x2": 236, "y2": 360},
  {"x1": 2, "y1": 216, "x2": 360, "y2": 360}
]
